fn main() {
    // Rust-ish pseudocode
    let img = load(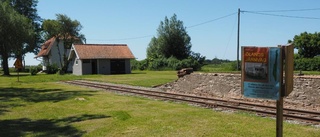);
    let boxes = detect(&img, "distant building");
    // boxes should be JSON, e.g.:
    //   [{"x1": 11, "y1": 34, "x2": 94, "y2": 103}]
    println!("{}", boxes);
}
[
  {"x1": 35, "y1": 37, "x2": 83, "y2": 72},
  {"x1": 68, "y1": 44, "x2": 135, "y2": 75}
]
